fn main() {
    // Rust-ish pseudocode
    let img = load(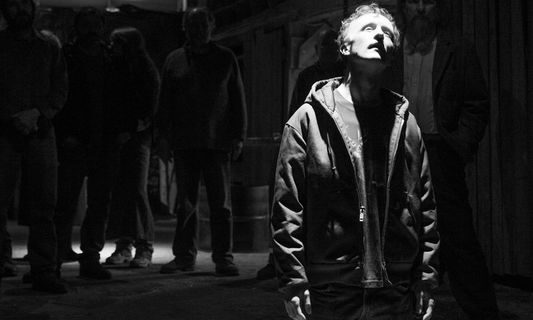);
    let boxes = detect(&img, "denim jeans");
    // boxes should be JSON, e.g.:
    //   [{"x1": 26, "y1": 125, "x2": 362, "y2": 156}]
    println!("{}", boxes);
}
[{"x1": 106, "y1": 130, "x2": 154, "y2": 243}]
